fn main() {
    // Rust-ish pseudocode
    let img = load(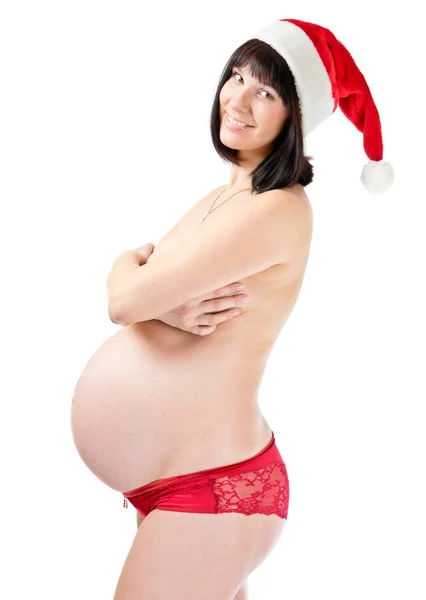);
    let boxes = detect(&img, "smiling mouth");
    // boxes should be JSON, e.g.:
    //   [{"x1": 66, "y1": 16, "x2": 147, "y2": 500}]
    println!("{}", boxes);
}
[{"x1": 225, "y1": 112, "x2": 254, "y2": 128}]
